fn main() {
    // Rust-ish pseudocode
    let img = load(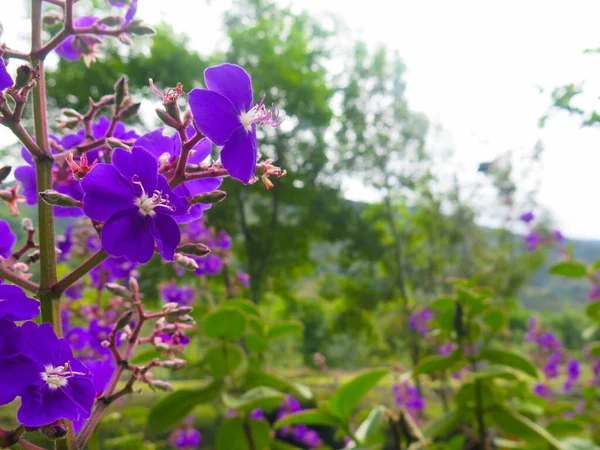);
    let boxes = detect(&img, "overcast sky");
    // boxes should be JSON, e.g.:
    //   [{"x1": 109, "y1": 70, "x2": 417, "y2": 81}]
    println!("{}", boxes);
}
[{"x1": 3, "y1": 0, "x2": 600, "y2": 238}]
